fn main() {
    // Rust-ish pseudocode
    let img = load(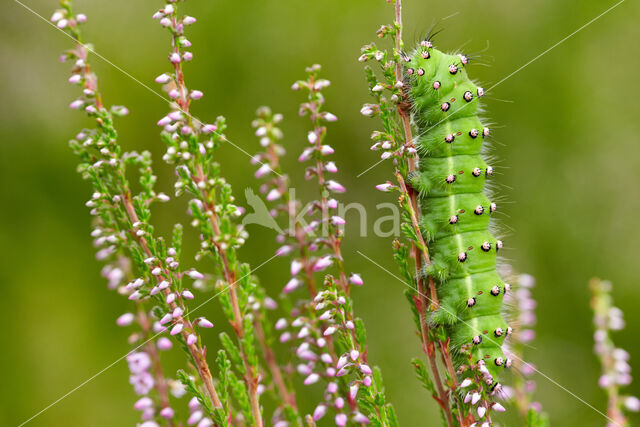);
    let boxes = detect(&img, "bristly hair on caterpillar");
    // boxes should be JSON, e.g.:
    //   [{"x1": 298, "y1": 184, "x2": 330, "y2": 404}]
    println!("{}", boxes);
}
[{"x1": 404, "y1": 41, "x2": 512, "y2": 388}]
